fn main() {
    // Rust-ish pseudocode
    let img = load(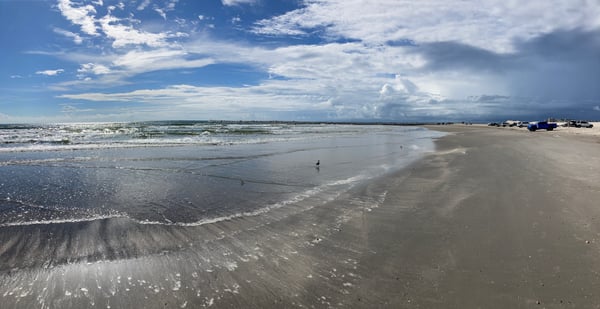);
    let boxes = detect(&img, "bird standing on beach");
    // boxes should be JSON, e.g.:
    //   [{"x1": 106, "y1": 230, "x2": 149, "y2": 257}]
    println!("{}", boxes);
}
[{"x1": 315, "y1": 160, "x2": 320, "y2": 167}]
